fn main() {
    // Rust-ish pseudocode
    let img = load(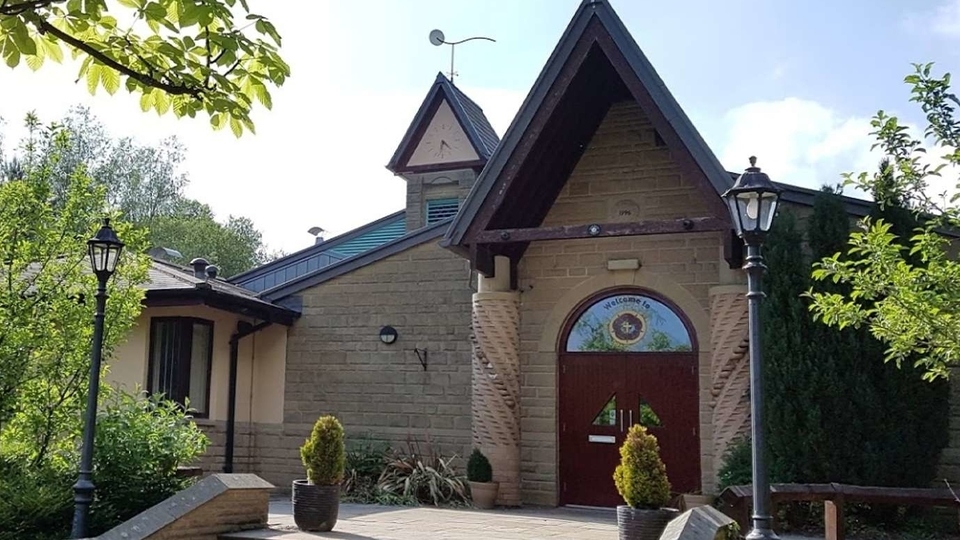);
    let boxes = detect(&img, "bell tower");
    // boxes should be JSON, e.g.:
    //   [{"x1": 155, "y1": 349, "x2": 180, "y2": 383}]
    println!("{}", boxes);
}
[{"x1": 386, "y1": 73, "x2": 500, "y2": 232}]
